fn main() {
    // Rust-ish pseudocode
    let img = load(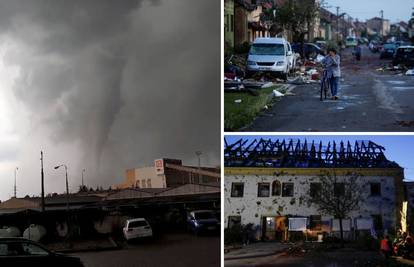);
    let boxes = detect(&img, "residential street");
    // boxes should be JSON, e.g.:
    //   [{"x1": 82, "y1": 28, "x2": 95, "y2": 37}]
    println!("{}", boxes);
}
[
  {"x1": 245, "y1": 46, "x2": 414, "y2": 132},
  {"x1": 71, "y1": 233, "x2": 220, "y2": 267}
]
